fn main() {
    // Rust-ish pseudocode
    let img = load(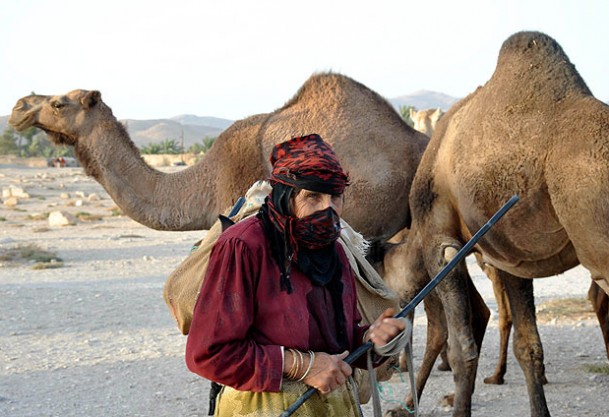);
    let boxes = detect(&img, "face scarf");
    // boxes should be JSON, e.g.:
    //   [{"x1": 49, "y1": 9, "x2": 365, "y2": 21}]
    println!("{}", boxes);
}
[{"x1": 265, "y1": 199, "x2": 342, "y2": 254}]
